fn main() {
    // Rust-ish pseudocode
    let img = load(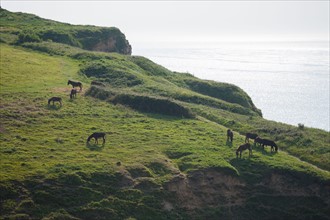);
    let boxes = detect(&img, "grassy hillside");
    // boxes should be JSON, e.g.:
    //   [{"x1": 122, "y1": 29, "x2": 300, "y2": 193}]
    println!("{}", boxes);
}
[
  {"x1": 1, "y1": 9, "x2": 330, "y2": 220},
  {"x1": 0, "y1": 8, "x2": 132, "y2": 54}
]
